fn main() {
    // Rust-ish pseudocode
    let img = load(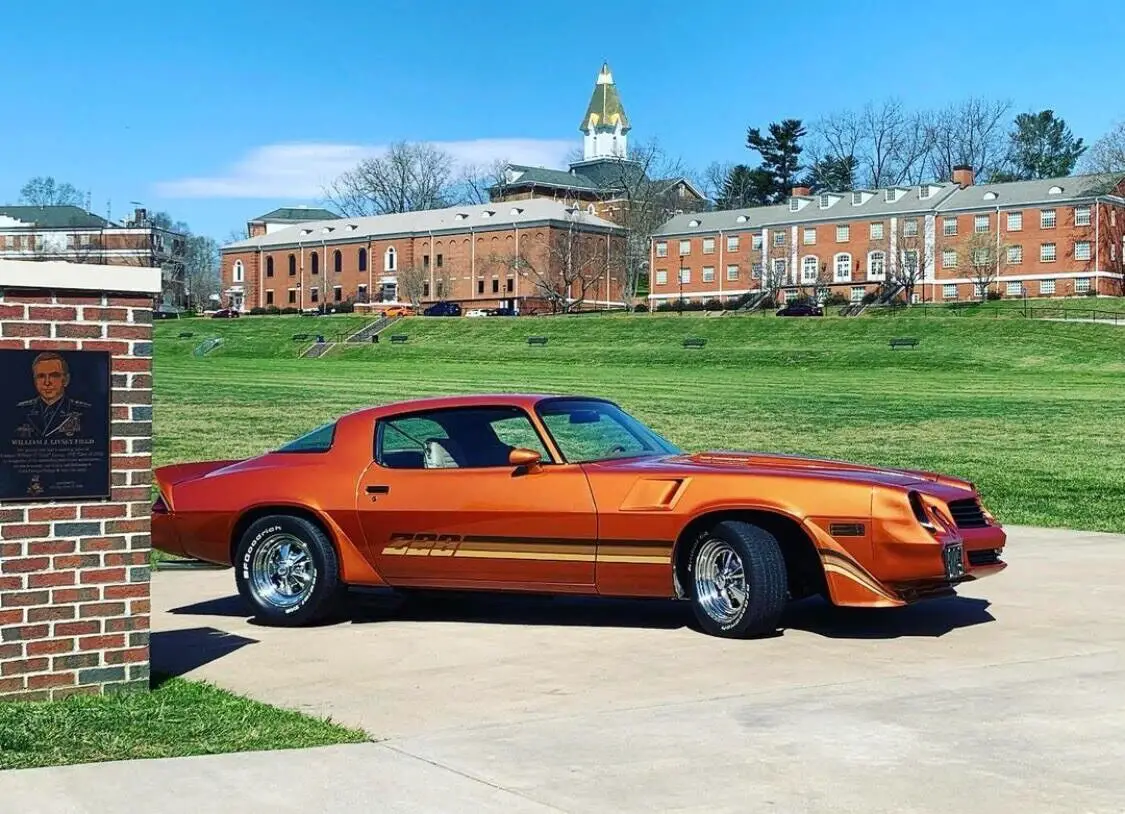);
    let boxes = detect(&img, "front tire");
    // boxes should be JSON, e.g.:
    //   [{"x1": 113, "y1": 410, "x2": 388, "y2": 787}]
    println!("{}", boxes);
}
[
  {"x1": 235, "y1": 514, "x2": 342, "y2": 626},
  {"x1": 686, "y1": 520, "x2": 787, "y2": 638}
]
